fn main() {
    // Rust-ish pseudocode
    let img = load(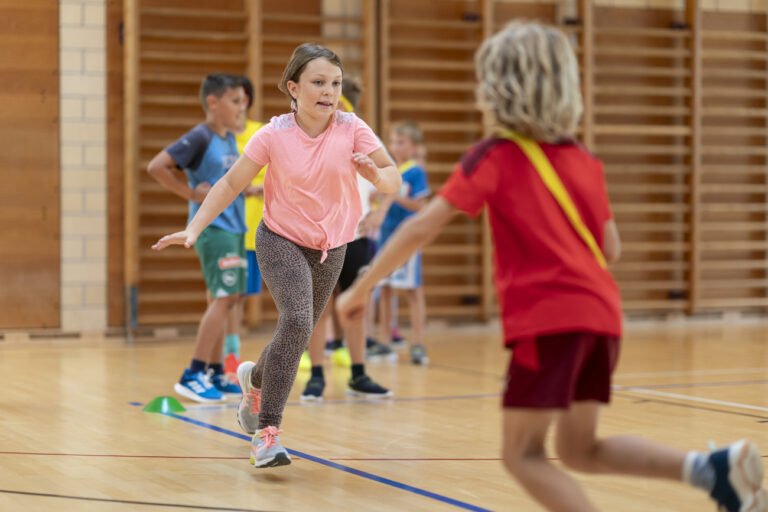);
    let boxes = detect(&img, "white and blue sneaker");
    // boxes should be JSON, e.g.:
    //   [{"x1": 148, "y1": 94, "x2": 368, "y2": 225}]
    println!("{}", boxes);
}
[
  {"x1": 250, "y1": 426, "x2": 291, "y2": 468},
  {"x1": 173, "y1": 369, "x2": 225, "y2": 403},
  {"x1": 210, "y1": 371, "x2": 242, "y2": 397},
  {"x1": 709, "y1": 440, "x2": 768, "y2": 512}
]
